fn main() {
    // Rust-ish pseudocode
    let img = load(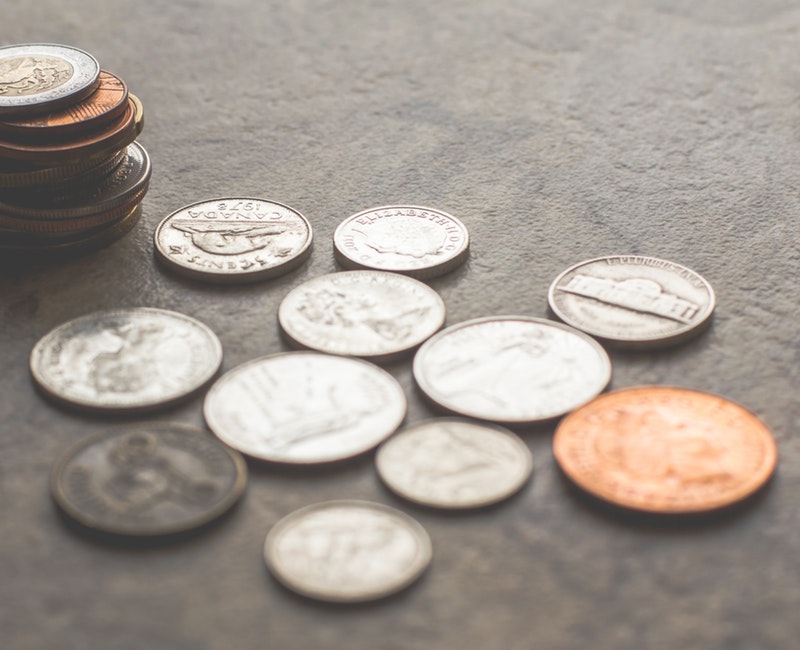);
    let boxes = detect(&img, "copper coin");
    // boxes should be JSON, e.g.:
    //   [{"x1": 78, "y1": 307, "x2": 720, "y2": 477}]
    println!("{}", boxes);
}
[{"x1": 553, "y1": 386, "x2": 778, "y2": 514}]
